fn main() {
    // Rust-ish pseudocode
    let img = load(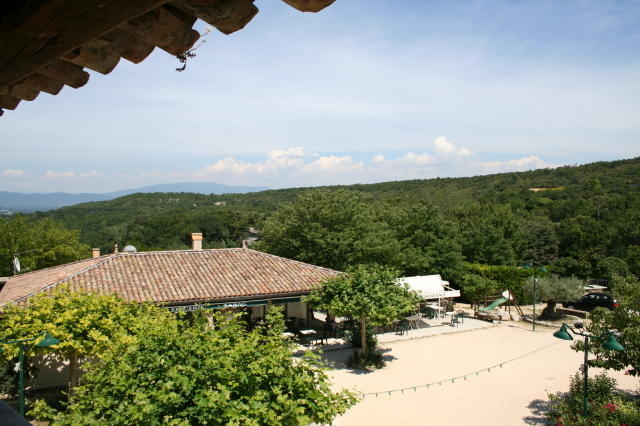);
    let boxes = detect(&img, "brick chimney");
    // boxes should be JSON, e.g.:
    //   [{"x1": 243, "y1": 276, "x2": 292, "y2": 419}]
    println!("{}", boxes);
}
[
  {"x1": 192, "y1": 233, "x2": 203, "y2": 251},
  {"x1": 92, "y1": 248, "x2": 100, "y2": 258}
]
